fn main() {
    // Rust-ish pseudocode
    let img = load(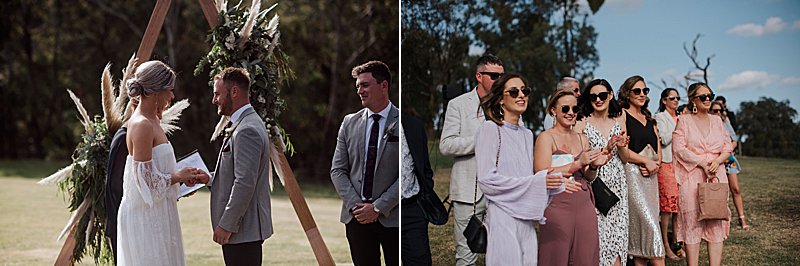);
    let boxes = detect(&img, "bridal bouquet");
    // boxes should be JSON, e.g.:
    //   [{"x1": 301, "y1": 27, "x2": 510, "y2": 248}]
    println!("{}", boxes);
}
[{"x1": 195, "y1": 0, "x2": 295, "y2": 155}]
